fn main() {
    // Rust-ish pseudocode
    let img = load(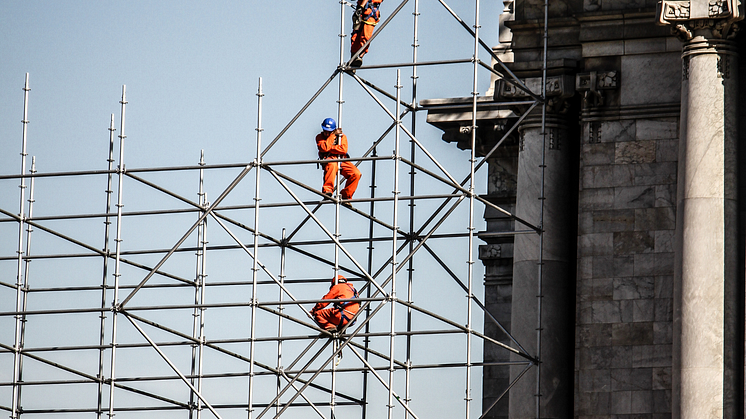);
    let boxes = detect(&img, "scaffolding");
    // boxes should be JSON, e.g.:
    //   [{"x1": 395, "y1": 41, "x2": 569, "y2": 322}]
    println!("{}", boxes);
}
[{"x1": 0, "y1": 1, "x2": 549, "y2": 418}]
